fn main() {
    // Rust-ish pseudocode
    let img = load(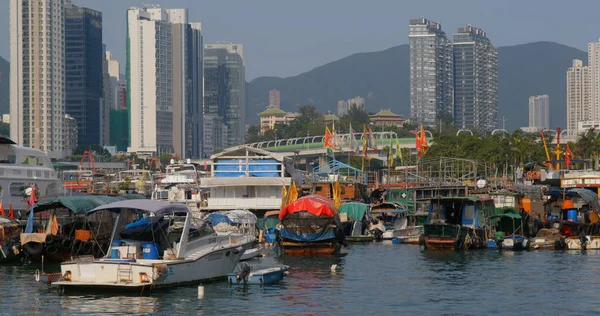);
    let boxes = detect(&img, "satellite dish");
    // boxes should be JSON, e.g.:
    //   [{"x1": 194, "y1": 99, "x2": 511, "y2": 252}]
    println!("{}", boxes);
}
[{"x1": 476, "y1": 179, "x2": 487, "y2": 189}]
